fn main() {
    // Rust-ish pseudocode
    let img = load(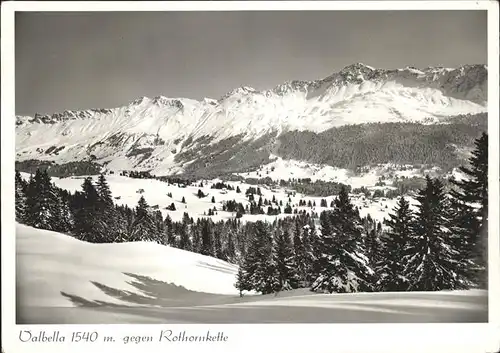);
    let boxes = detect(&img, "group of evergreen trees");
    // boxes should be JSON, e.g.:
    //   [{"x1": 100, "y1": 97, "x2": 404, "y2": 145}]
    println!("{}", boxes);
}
[
  {"x1": 236, "y1": 216, "x2": 318, "y2": 295},
  {"x1": 15, "y1": 170, "x2": 244, "y2": 261},
  {"x1": 235, "y1": 133, "x2": 488, "y2": 294}
]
